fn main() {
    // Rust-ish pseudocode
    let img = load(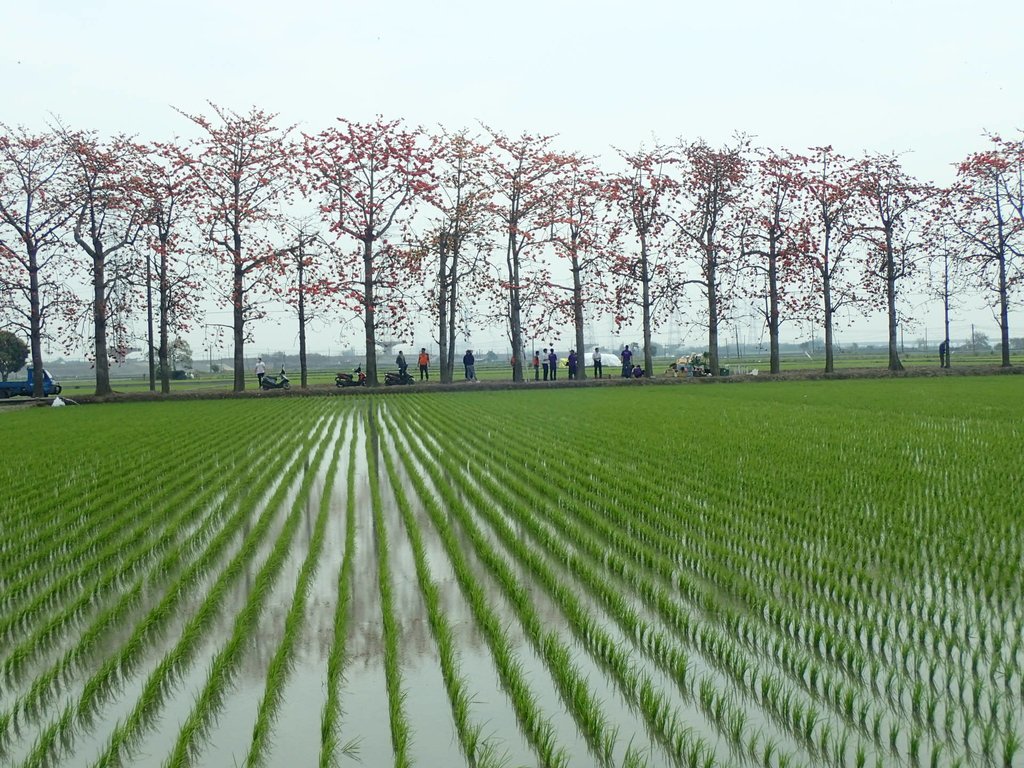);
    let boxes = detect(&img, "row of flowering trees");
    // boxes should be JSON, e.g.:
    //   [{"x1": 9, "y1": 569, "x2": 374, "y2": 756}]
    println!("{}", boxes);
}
[{"x1": 1, "y1": 105, "x2": 1021, "y2": 394}]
